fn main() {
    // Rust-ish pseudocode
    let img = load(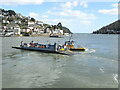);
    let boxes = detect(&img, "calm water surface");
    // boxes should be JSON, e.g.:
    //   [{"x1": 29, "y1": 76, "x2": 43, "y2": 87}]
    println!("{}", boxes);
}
[{"x1": 2, "y1": 33, "x2": 118, "y2": 88}]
